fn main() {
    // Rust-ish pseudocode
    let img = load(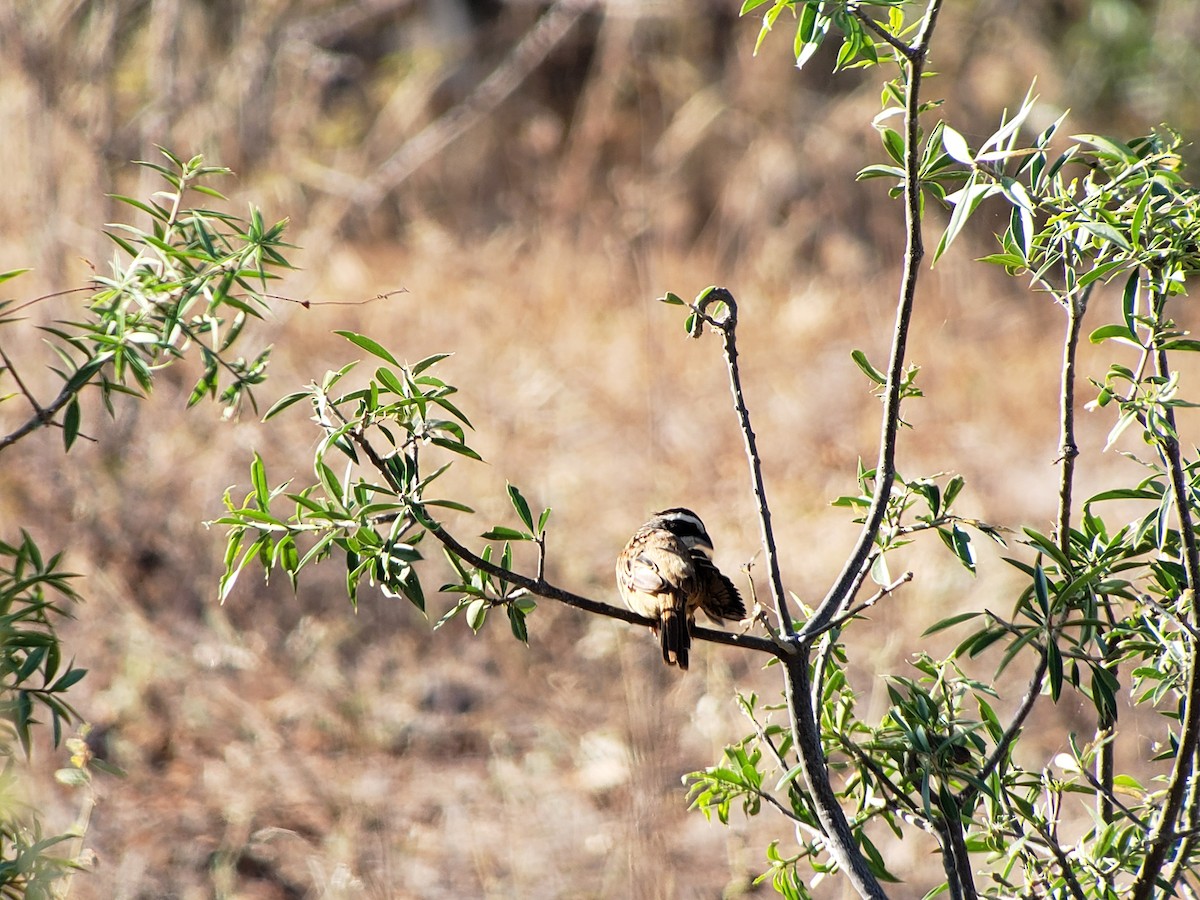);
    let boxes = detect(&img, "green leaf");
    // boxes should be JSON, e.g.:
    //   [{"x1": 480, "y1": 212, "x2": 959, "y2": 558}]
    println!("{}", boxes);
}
[
  {"x1": 938, "y1": 524, "x2": 976, "y2": 574},
  {"x1": 1077, "y1": 219, "x2": 1132, "y2": 252},
  {"x1": 851, "y1": 349, "x2": 886, "y2": 385},
  {"x1": 934, "y1": 174, "x2": 993, "y2": 264},
  {"x1": 880, "y1": 128, "x2": 905, "y2": 165},
  {"x1": 1089, "y1": 324, "x2": 1140, "y2": 346},
  {"x1": 1033, "y1": 561, "x2": 1051, "y2": 616},
  {"x1": 50, "y1": 667, "x2": 88, "y2": 692},
  {"x1": 411, "y1": 352, "x2": 452, "y2": 376},
  {"x1": 481, "y1": 526, "x2": 532, "y2": 541},
  {"x1": 251, "y1": 452, "x2": 270, "y2": 508},
  {"x1": 857, "y1": 164, "x2": 906, "y2": 181},
  {"x1": 507, "y1": 604, "x2": 529, "y2": 644},
  {"x1": 507, "y1": 483, "x2": 535, "y2": 531},
  {"x1": 0, "y1": 268, "x2": 31, "y2": 285},
  {"x1": 924, "y1": 611, "x2": 983, "y2": 635},
  {"x1": 466, "y1": 597, "x2": 488, "y2": 632},
  {"x1": 658, "y1": 291, "x2": 686, "y2": 305},
  {"x1": 430, "y1": 437, "x2": 483, "y2": 461},
  {"x1": 335, "y1": 330, "x2": 402, "y2": 366},
  {"x1": 62, "y1": 396, "x2": 81, "y2": 451},
  {"x1": 263, "y1": 390, "x2": 311, "y2": 421},
  {"x1": 941, "y1": 126, "x2": 973, "y2": 164},
  {"x1": 1162, "y1": 339, "x2": 1200, "y2": 352}
]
